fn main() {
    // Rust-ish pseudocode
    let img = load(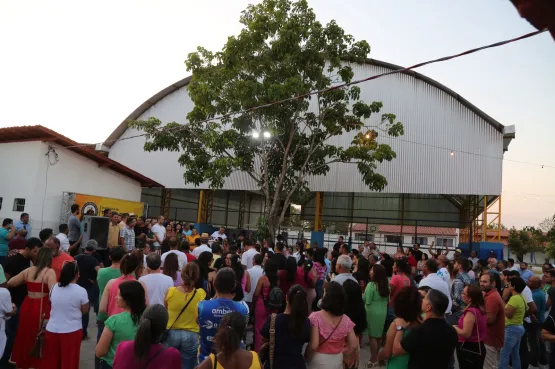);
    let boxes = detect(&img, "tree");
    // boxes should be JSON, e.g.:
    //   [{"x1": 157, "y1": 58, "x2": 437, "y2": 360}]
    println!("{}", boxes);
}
[
  {"x1": 546, "y1": 227, "x2": 555, "y2": 260},
  {"x1": 487, "y1": 223, "x2": 507, "y2": 230},
  {"x1": 539, "y1": 214, "x2": 555, "y2": 233},
  {"x1": 507, "y1": 226, "x2": 545, "y2": 261},
  {"x1": 131, "y1": 0, "x2": 403, "y2": 239}
]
